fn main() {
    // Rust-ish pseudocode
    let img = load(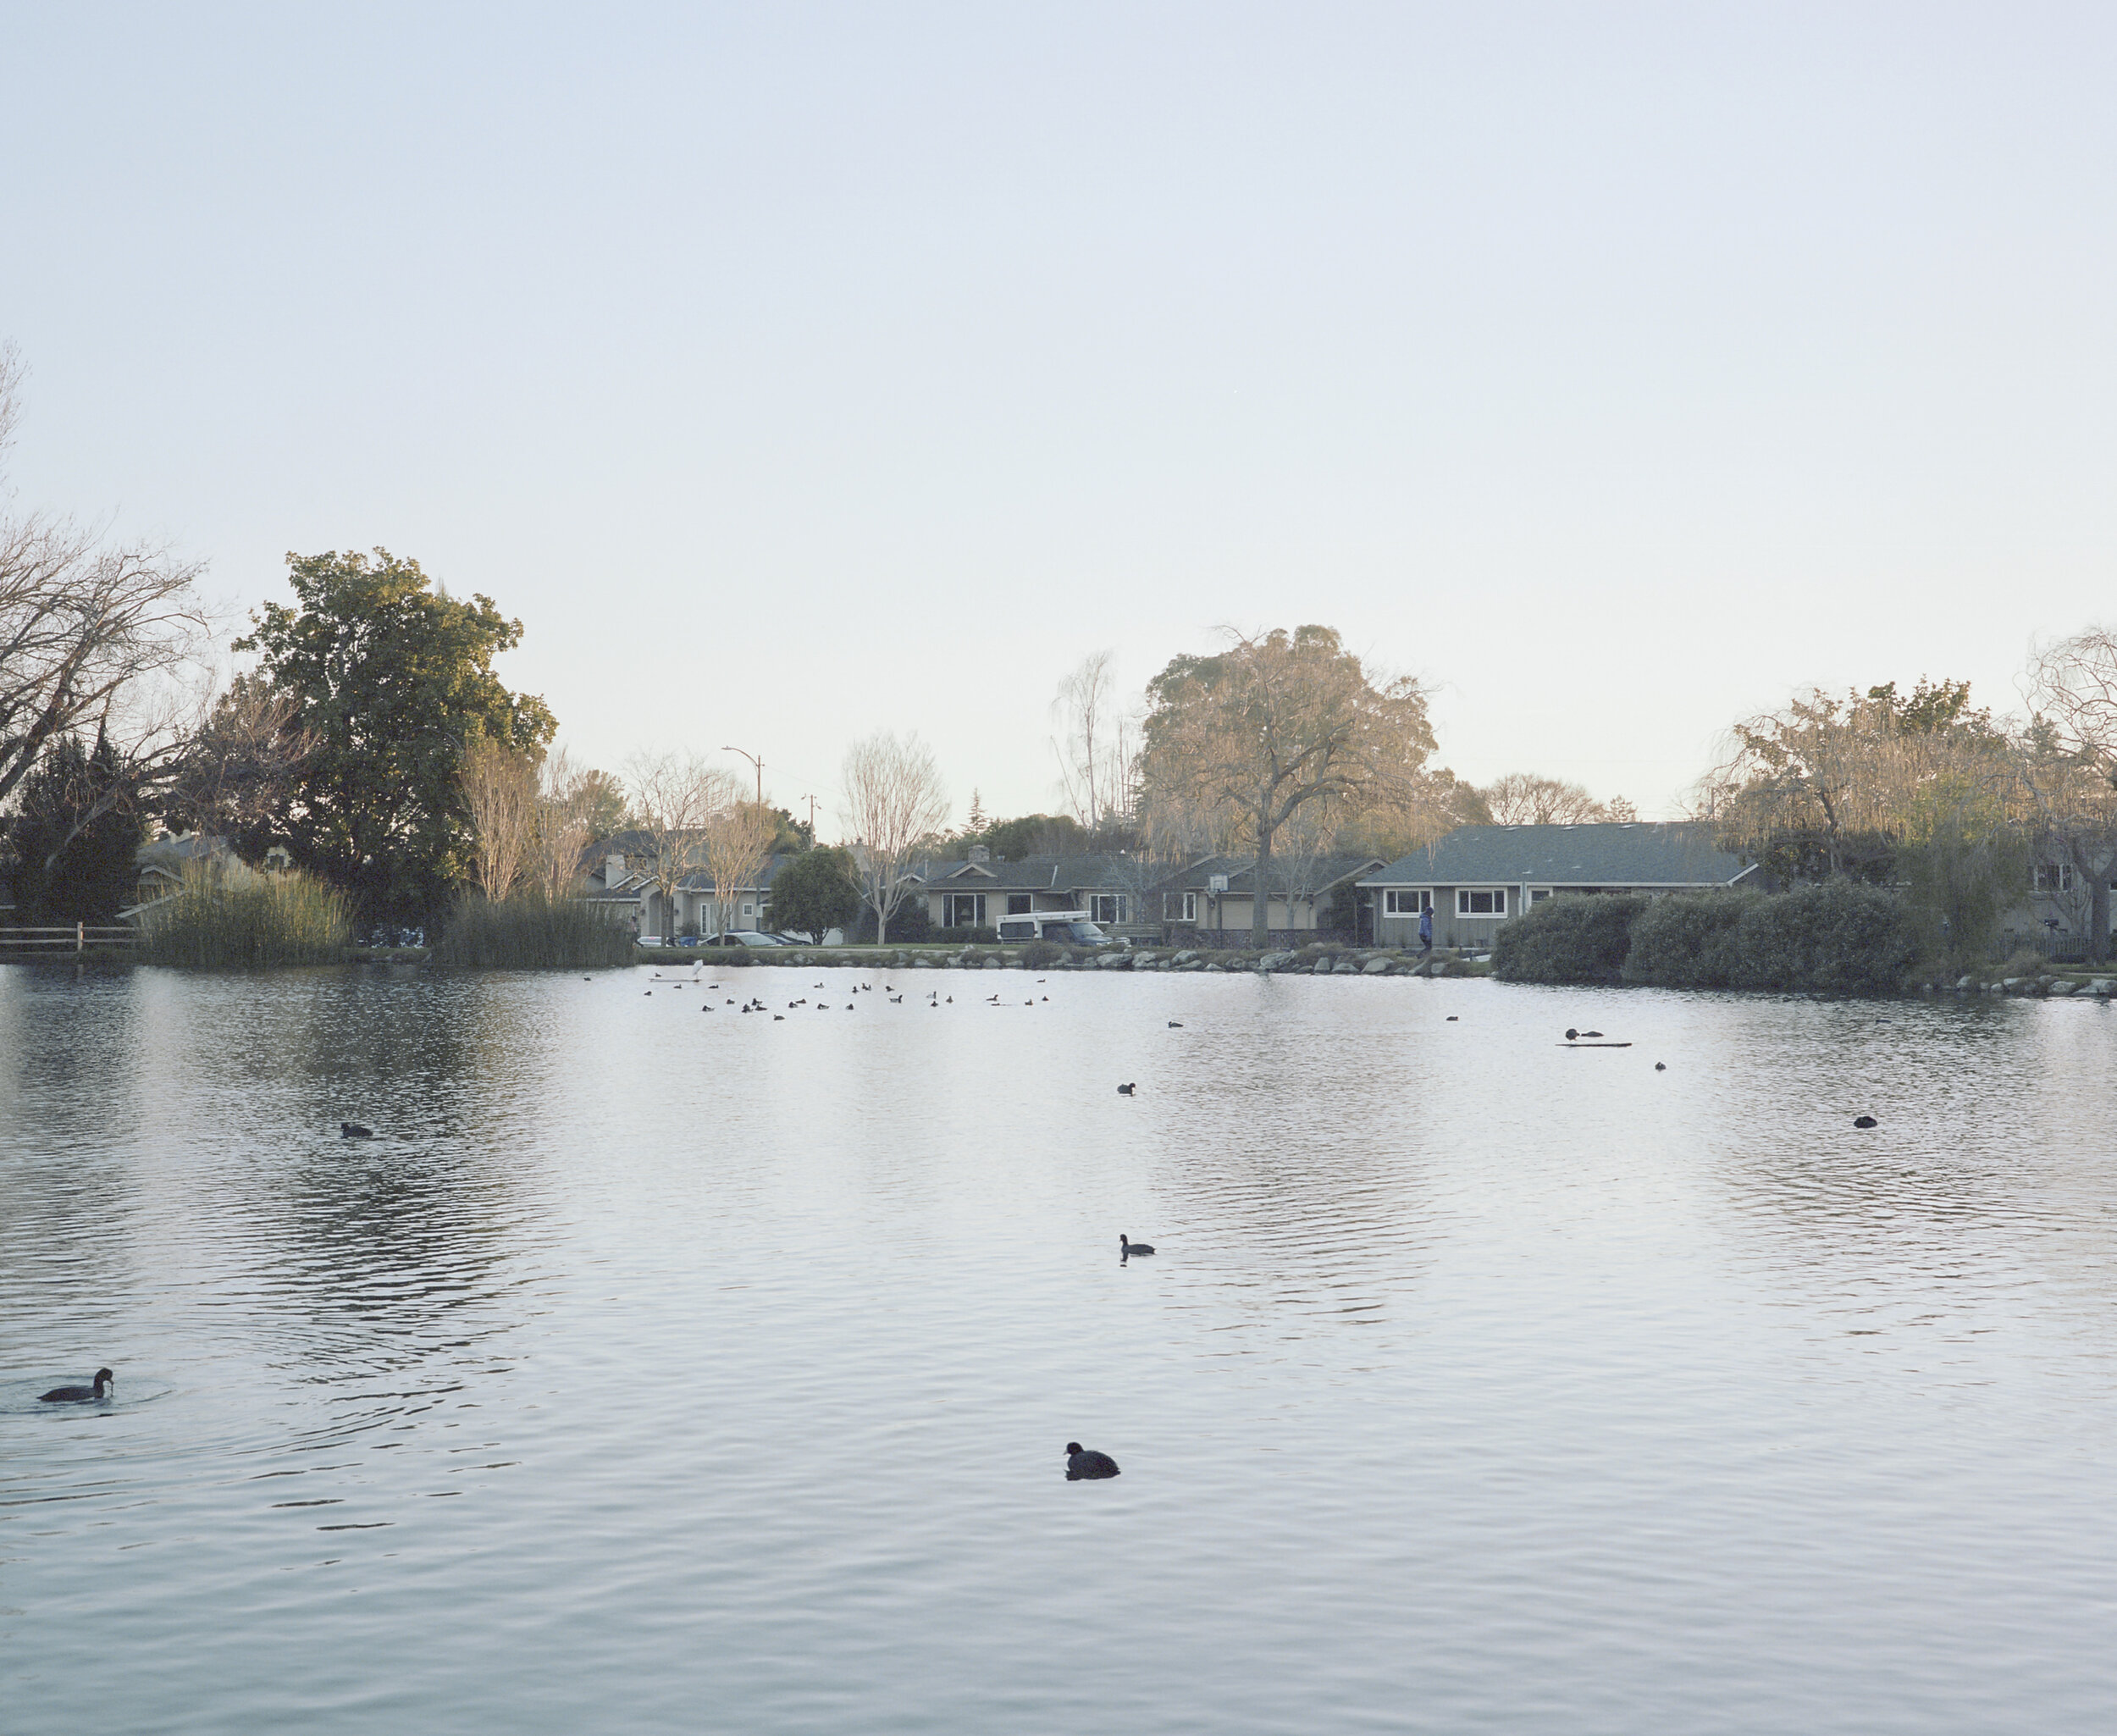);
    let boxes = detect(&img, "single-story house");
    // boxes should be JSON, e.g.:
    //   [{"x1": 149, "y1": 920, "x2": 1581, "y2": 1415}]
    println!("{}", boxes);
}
[
  {"x1": 909, "y1": 849, "x2": 1157, "y2": 937},
  {"x1": 1362, "y1": 822, "x2": 1760, "y2": 949},
  {"x1": 134, "y1": 832, "x2": 235, "y2": 905},
  {"x1": 2009, "y1": 853, "x2": 2117, "y2": 958},
  {"x1": 583, "y1": 838, "x2": 799, "y2": 938},
  {"x1": 1155, "y1": 854, "x2": 1386, "y2": 946}
]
